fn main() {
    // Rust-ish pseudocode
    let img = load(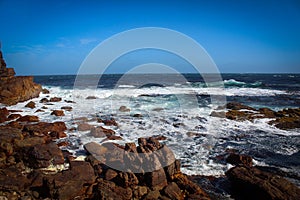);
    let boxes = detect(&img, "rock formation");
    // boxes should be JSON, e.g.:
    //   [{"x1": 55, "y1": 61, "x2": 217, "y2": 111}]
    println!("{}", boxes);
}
[{"x1": 0, "y1": 49, "x2": 42, "y2": 105}]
